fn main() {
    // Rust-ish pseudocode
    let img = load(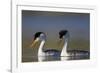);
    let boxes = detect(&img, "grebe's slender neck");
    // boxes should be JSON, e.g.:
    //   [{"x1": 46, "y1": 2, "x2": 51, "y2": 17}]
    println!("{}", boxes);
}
[
  {"x1": 61, "y1": 39, "x2": 69, "y2": 56},
  {"x1": 38, "y1": 40, "x2": 45, "y2": 56}
]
